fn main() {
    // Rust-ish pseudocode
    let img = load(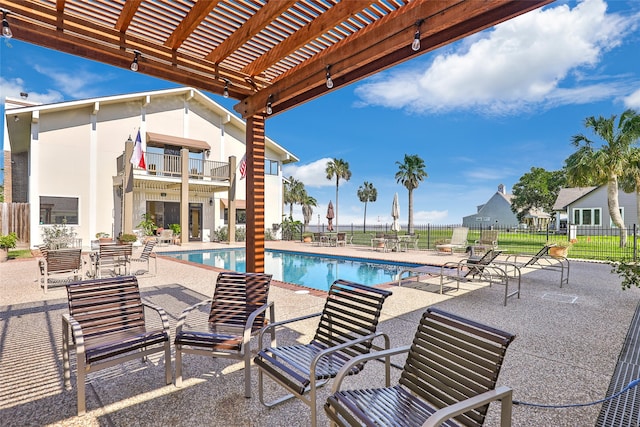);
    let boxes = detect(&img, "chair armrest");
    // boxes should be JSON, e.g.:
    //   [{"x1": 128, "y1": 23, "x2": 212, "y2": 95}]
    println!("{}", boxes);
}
[
  {"x1": 175, "y1": 299, "x2": 213, "y2": 334},
  {"x1": 142, "y1": 300, "x2": 171, "y2": 332},
  {"x1": 242, "y1": 301, "x2": 275, "y2": 344},
  {"x1": 331, "y1": 344, "x2": 411, "y2": 392},
  {"x1": 62, "y1": 313, "x2": 85, "y2": 349},
  {"x1": 259, "y1": 311, "x2": 322, "y2": 348},
  {"x1": 421, "y1": 386, "x2": 513, "y2": 427}
]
